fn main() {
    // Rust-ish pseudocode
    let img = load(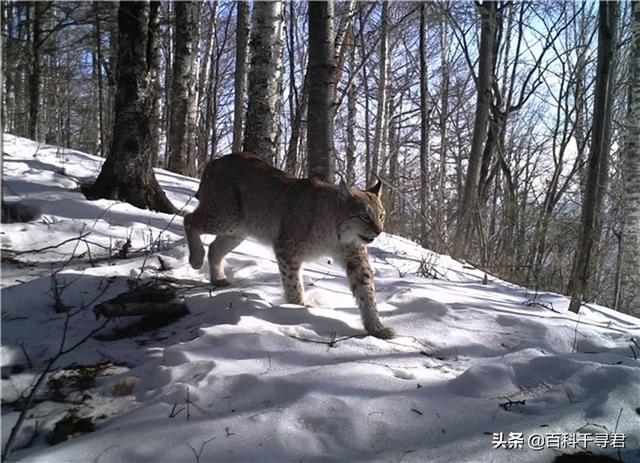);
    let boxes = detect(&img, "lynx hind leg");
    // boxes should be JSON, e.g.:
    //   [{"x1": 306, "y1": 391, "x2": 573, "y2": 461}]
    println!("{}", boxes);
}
[
  {"x1": 275, "y1": 252, "x2": 305, "y2": 305},
  {"x1": 184, "y1": 213, "x2": 205, "y2": 269},
  {"x1": 208, "y1": 234, "x2": 245, "y2": 286},
  {"x1": 184, "y1": 176, "x2": 242, "y2": 272}
]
